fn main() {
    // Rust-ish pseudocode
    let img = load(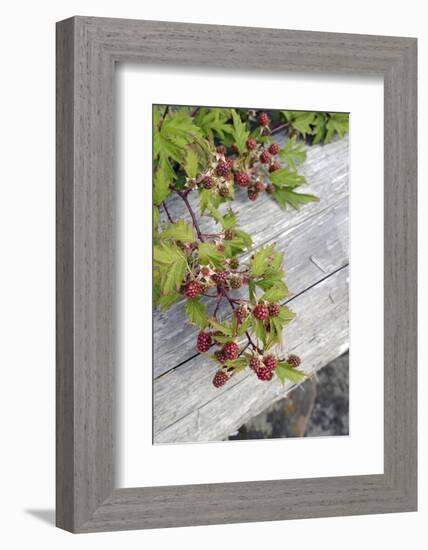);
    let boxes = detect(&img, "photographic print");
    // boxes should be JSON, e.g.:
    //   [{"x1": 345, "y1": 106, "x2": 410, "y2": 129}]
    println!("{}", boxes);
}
[{"x1": 153, "y1": 105, "x2": 349, "y2": 444}]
